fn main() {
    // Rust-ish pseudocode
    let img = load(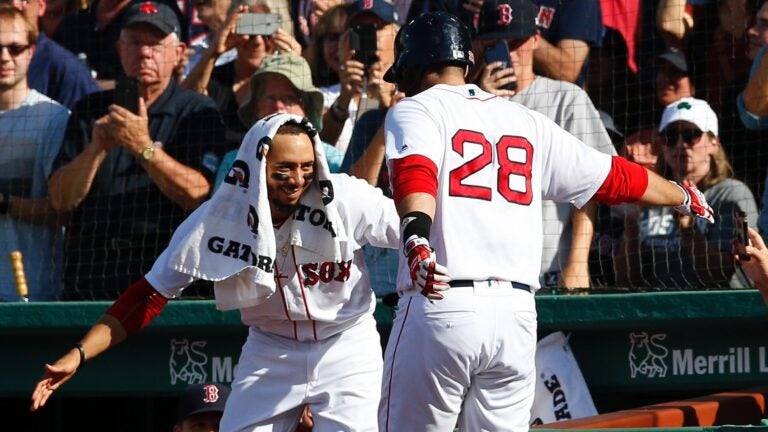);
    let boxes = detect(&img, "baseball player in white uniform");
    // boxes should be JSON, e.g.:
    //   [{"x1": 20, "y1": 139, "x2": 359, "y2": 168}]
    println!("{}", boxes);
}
[
  {"x1": 379, "y1": 12, "x2": 715, "y2": 431},
  {"x1": 31, "y1": 114, "x2": 400, "y2": 432}
]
